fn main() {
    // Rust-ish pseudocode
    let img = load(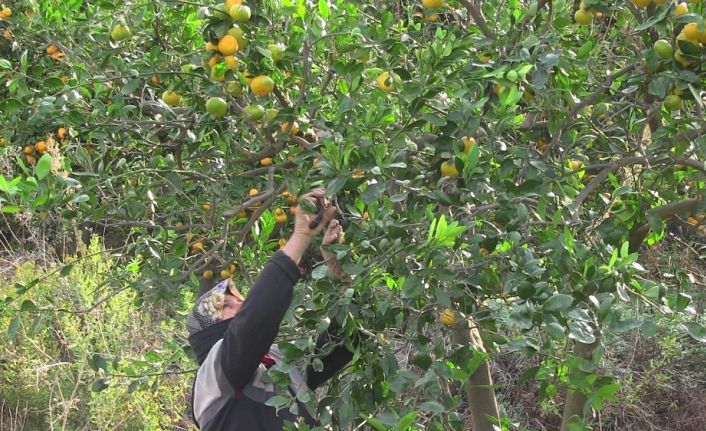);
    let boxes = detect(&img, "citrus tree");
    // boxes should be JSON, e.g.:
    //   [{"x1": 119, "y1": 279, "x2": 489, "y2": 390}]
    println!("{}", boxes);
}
[{"x1": 1, "y1": 0, "x2": 705, "y2": 429}]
